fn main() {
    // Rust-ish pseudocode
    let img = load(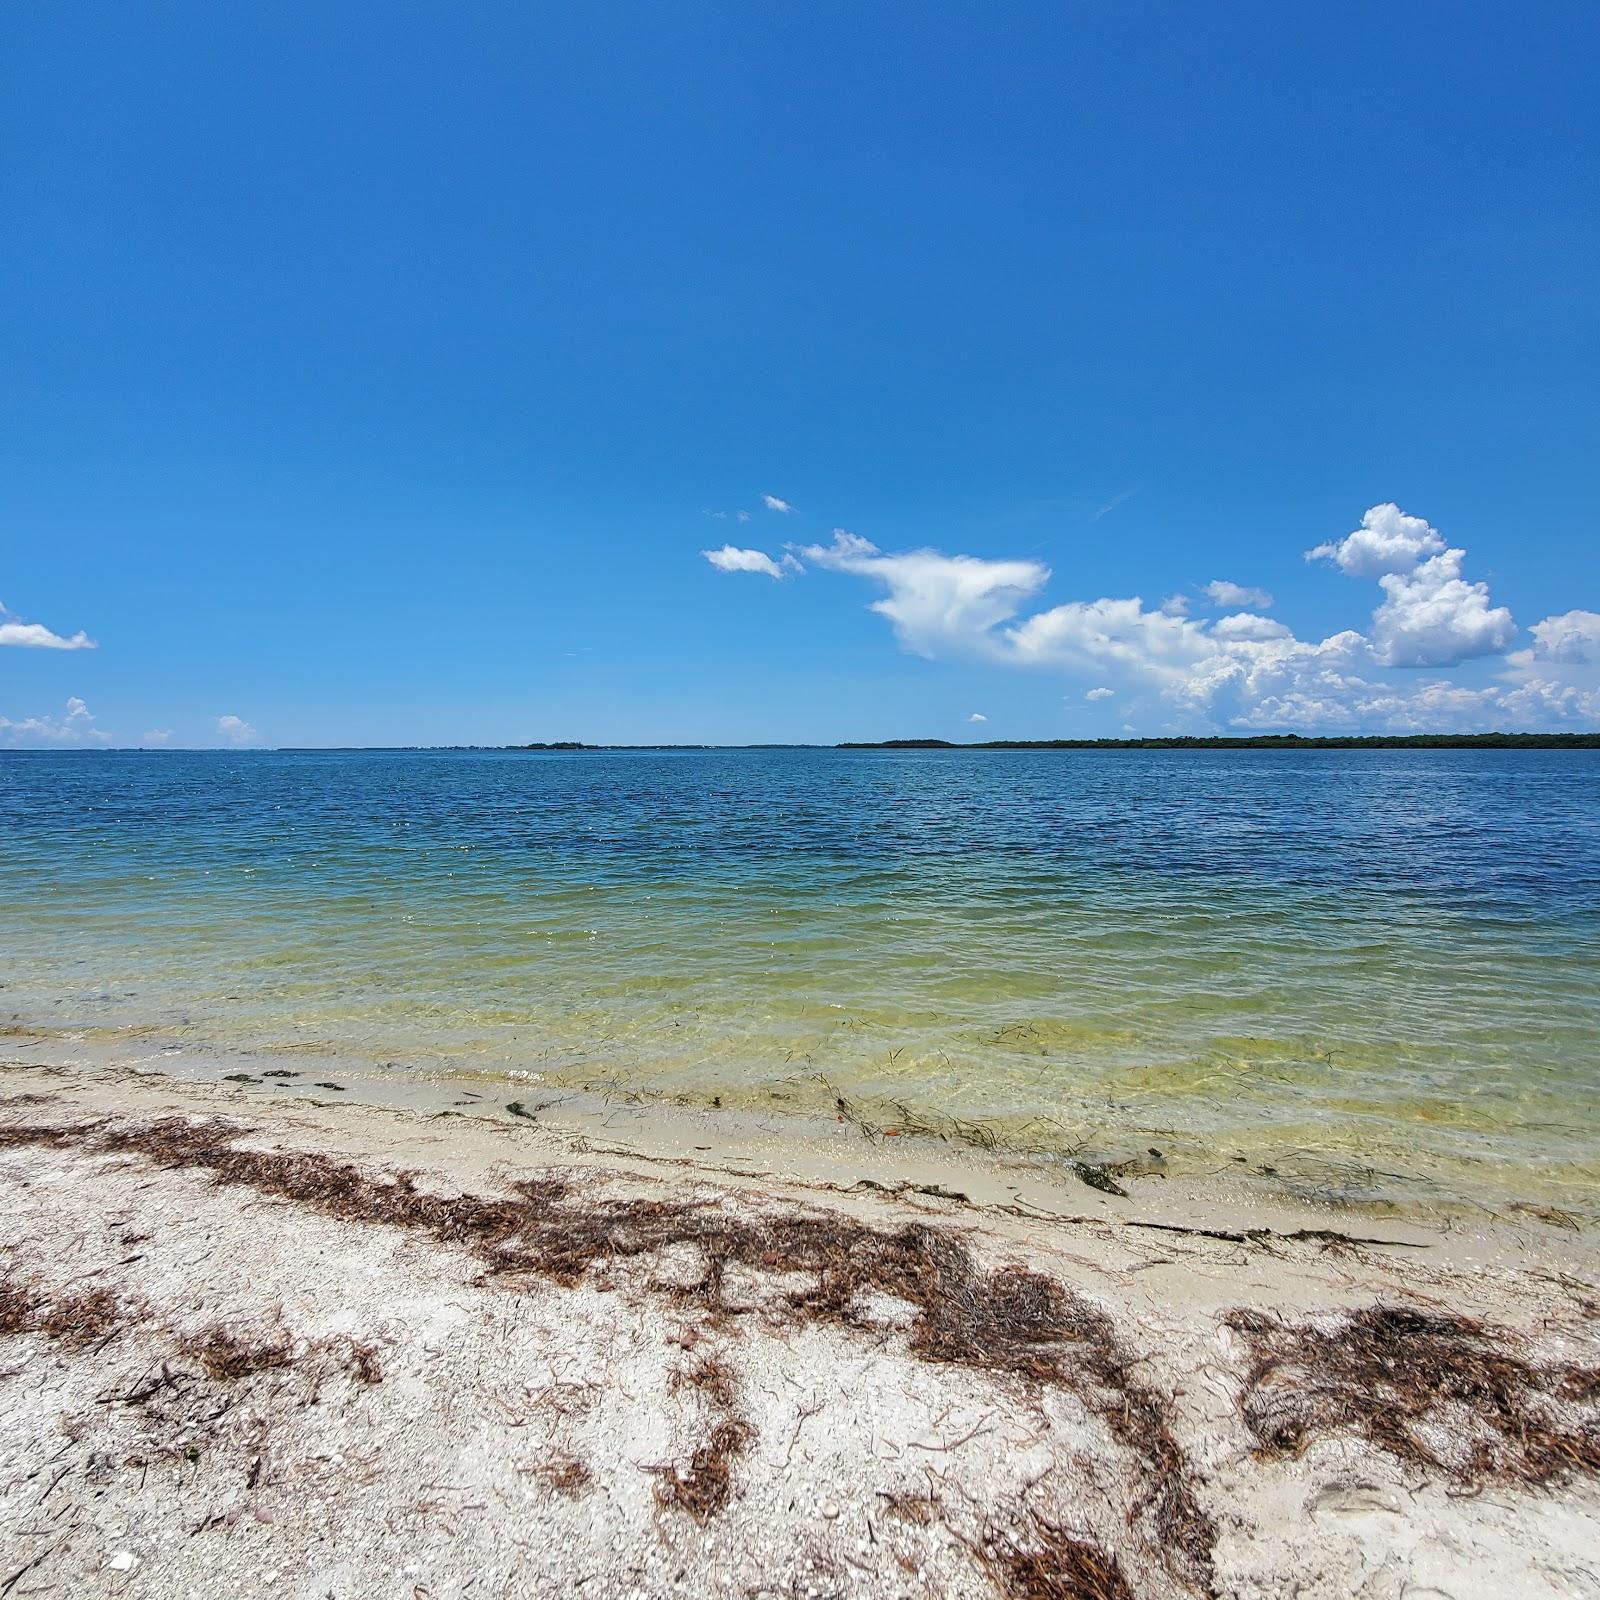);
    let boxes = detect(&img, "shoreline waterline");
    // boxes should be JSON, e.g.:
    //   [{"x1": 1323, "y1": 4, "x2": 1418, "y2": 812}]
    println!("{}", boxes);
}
[{"x1": 7, "y1": 1024, "x2": 1595, "y2": 1229}]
